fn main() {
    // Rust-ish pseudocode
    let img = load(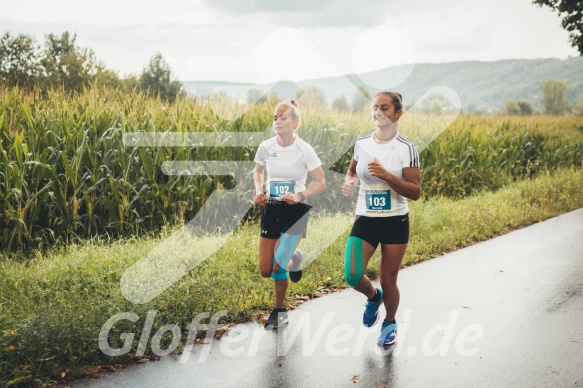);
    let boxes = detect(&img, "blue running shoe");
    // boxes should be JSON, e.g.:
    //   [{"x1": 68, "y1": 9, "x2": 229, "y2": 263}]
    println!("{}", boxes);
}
[
  {"x1": 377, "y1": 319, "x2": 398, "y2": 345},
  {"x1": 363, "y1": 288, "x2": 383, "y2": 327}
]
